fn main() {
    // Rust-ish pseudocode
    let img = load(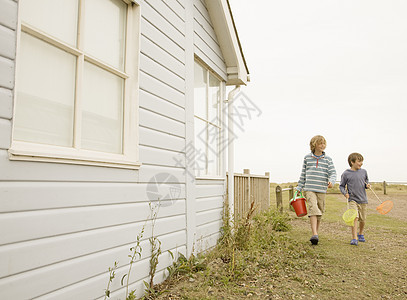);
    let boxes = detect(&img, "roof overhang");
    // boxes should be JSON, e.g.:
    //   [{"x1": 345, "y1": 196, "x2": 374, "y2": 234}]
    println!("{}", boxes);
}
[{"x1": 205, "y1": 0, "x2": 250, "y2": 86}]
